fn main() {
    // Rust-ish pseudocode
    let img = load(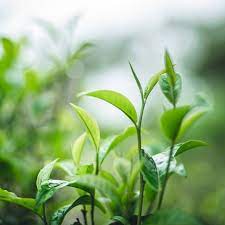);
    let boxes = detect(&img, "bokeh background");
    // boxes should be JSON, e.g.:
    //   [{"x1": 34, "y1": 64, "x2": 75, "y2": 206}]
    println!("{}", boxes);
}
[{"x1": 0, "y1": 0, "x2": 225, "y2": 224}]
